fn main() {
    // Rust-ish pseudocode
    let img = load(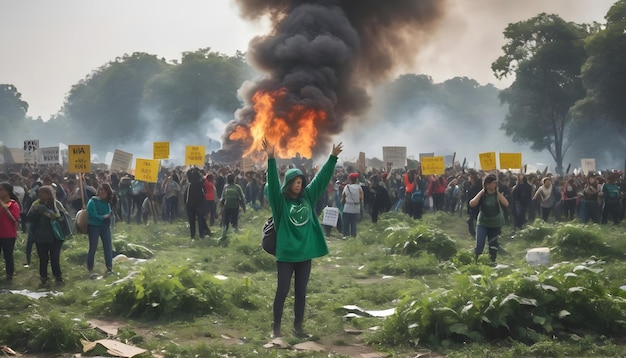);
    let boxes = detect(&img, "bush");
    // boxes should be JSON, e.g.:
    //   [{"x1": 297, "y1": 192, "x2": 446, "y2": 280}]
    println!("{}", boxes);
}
[
  {"x1": 94, "y1": 263, "x2": 227, "y2": 320},
  {"x1": 550, "y1": 224, "x2": 618, "y2": 260},
  {"x1": 385, "y1": 224, "x2": 457, "y2": 261},
  {"x1": 373, "y1": 260, "x2": 626, "y2": 347}
]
